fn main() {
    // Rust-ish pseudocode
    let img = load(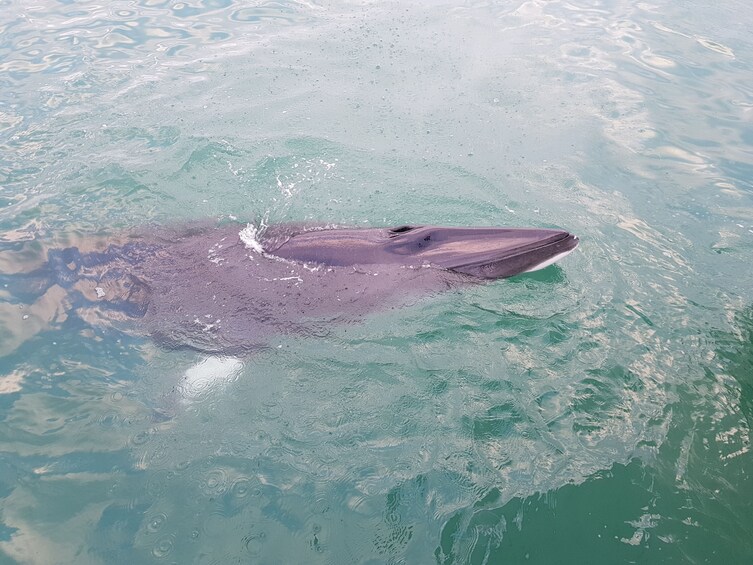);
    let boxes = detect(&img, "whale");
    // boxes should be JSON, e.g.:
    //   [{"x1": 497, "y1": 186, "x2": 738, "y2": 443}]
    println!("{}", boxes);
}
[{"x1": 0, "y1": 223, "x2": 578, "y2": 355}]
